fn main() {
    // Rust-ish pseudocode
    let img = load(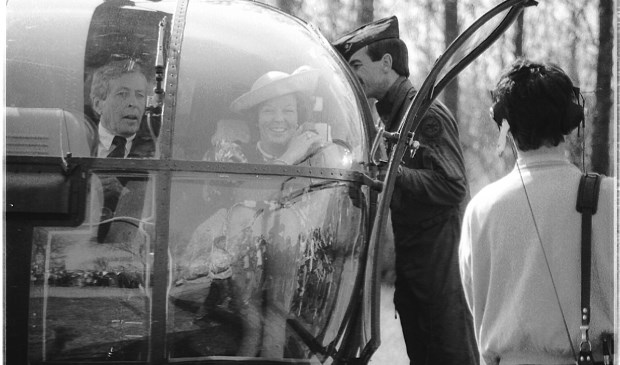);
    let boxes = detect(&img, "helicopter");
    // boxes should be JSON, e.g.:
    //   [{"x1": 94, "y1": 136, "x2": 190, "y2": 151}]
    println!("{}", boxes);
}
[{"x1": 5, "y1": 0, "x2": 536, "y2": 363}]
